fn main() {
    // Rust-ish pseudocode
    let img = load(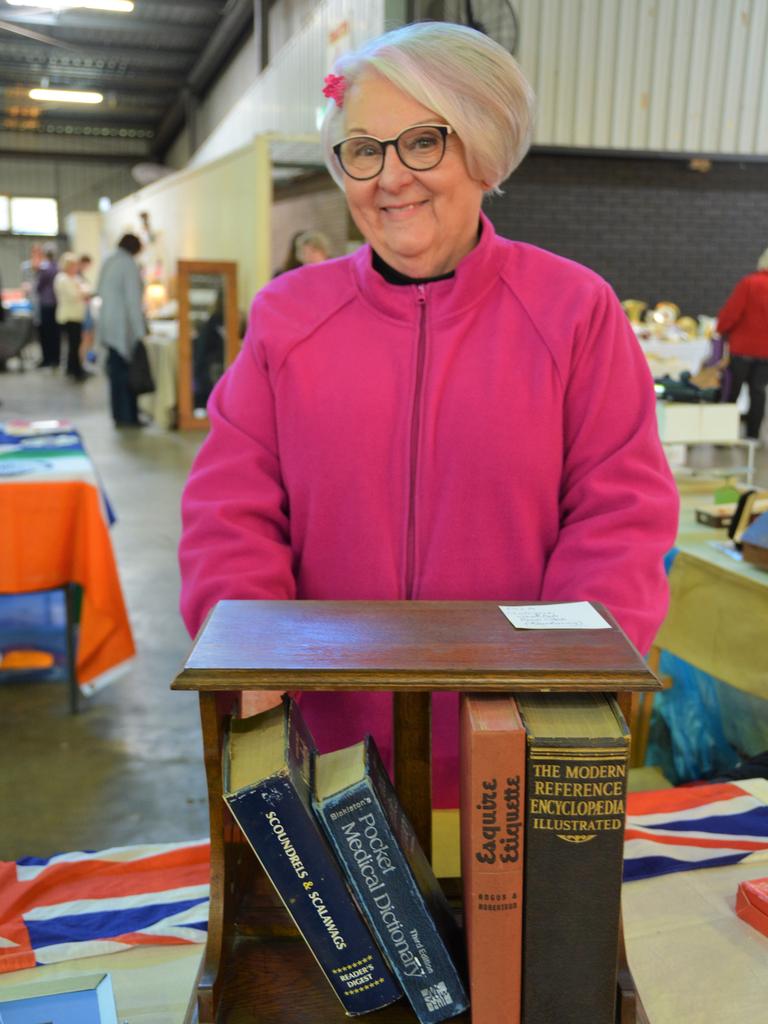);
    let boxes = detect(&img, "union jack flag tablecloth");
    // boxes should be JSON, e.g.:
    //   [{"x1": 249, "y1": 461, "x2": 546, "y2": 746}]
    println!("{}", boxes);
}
[
  {"x1": 0, "y1": 840, "x2": 209, "y2": 974},
  {"x1": 2, "y1": 782, "x2": 768, "y2": 974},
  {"x1": 624, "y1": 778, "x2": 768, "y2": 882}
]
